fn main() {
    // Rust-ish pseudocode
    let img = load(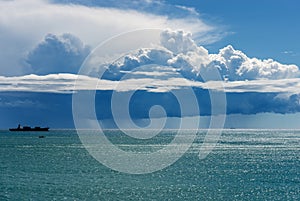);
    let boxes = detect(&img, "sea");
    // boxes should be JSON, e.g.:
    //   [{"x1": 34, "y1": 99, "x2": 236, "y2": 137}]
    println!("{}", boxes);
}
[{"x1": 0, "y1": 129, "x2": 299, "y2": 200}]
